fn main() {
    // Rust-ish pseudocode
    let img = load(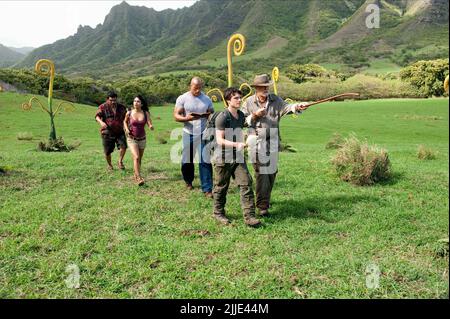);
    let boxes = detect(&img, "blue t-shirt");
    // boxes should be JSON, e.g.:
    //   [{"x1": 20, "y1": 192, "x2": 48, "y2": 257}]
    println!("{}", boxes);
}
[{"x1": 175, "y1": 92, "x2": 214, "y2": 135}]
